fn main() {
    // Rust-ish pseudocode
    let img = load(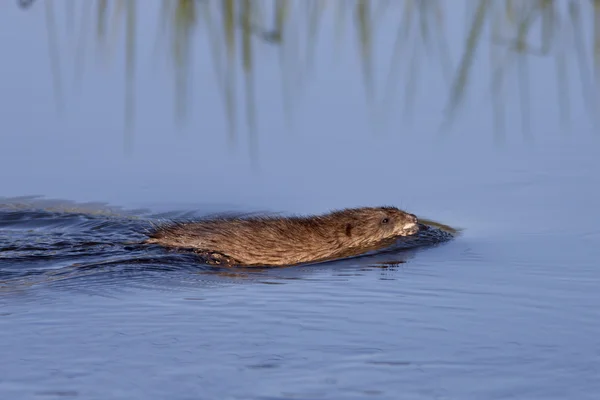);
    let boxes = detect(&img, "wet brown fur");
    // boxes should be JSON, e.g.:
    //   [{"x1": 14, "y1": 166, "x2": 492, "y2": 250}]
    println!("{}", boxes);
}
[{"x1": 144, "y1": 206, "x2": 419, "y2": 267}]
